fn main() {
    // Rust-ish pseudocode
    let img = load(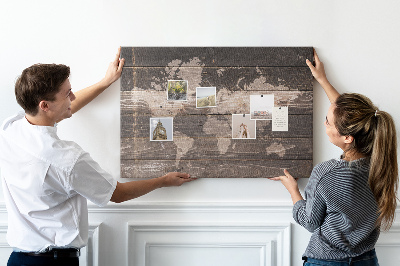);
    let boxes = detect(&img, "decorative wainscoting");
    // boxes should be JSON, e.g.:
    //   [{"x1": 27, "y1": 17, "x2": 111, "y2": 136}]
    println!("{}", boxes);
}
[
  {"x1": 375, "y1": 225, "x2": 400, "y2": 266},
  {"x1": 0, "y1": 202, "x2": 399, "y2": 266},
  {"x1": 0, "y1": 222, "x2": 100, "y2": 266},
  {"x1": 80, "y1": 224, "x2": 101, "y2": 266},
  {"x1": 128, "y1": 222, "x2": 291, "y2": 266},
  {"x1": 0, "y1": 224, "x2": 12, "y2": 265}
]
